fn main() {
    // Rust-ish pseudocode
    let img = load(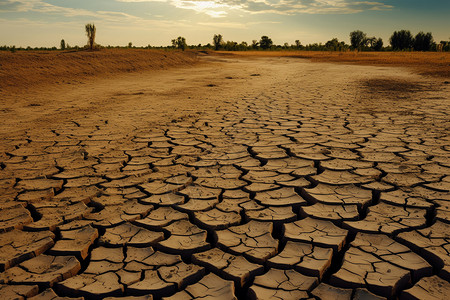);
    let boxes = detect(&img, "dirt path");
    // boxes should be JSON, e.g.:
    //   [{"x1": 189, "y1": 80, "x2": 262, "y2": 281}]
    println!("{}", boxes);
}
[{"x1": 0, "y1": 56, "x2": 449, "y2": 299}]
